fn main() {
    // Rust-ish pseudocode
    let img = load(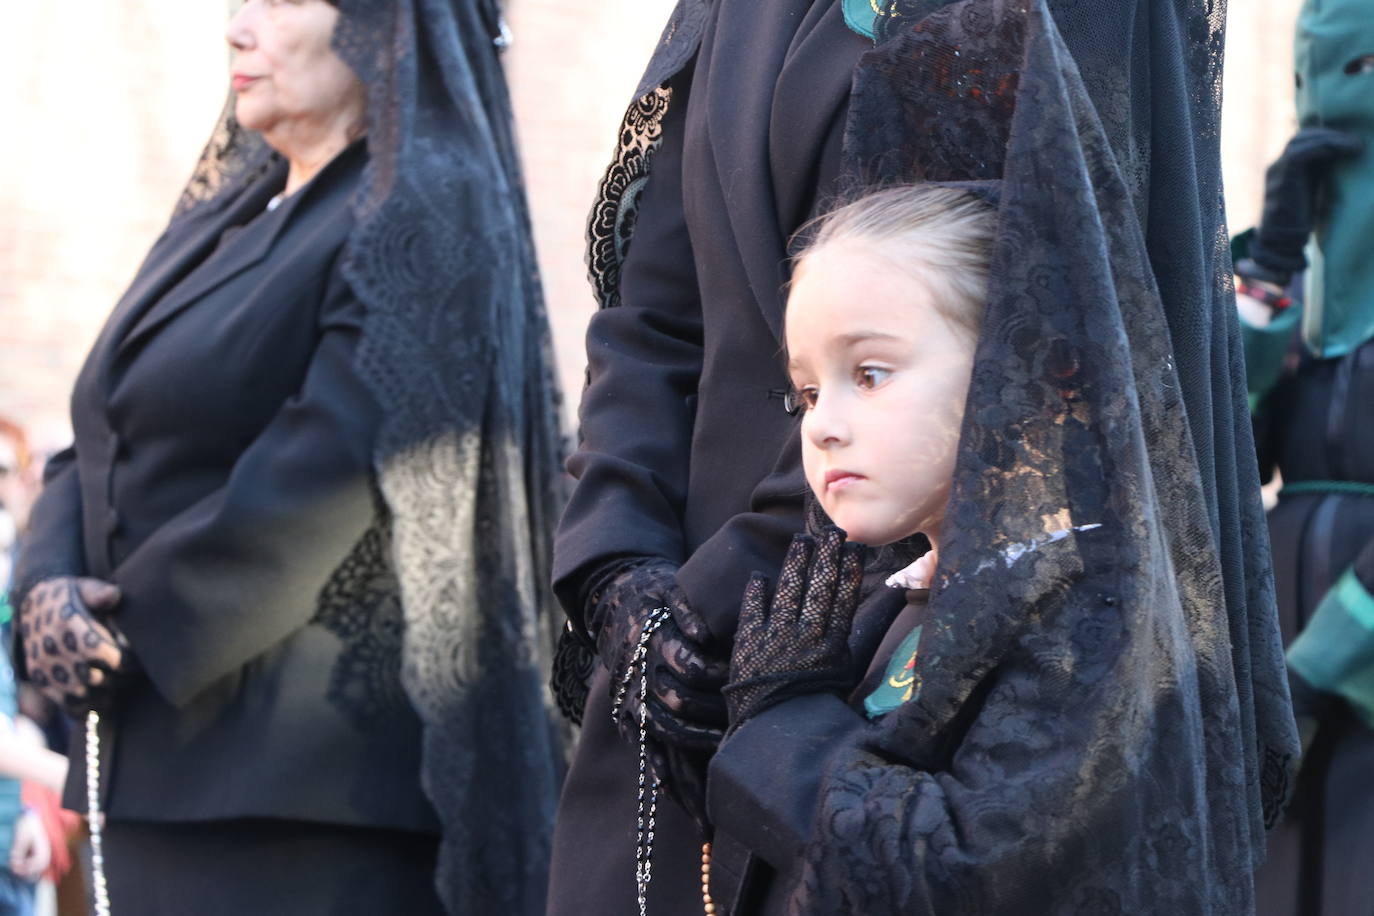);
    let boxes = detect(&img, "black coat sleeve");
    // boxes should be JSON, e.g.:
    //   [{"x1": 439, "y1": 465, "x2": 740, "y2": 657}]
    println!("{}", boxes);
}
[
  {"x1": 553, "y1": 73, "x2": 809, "y2": 639},
  {"x1": 708, "y1": 651, "x2": 1217, "y2": 913},
  {"x1": 552, "y1": 73, "x2": 704, "y2": 620},
  {"x1": 110, "y1": 263, "x2": 382, "y2": 708},
  {"x1": 12, "y1": 446, "x2": 88, "y2": 600}
]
